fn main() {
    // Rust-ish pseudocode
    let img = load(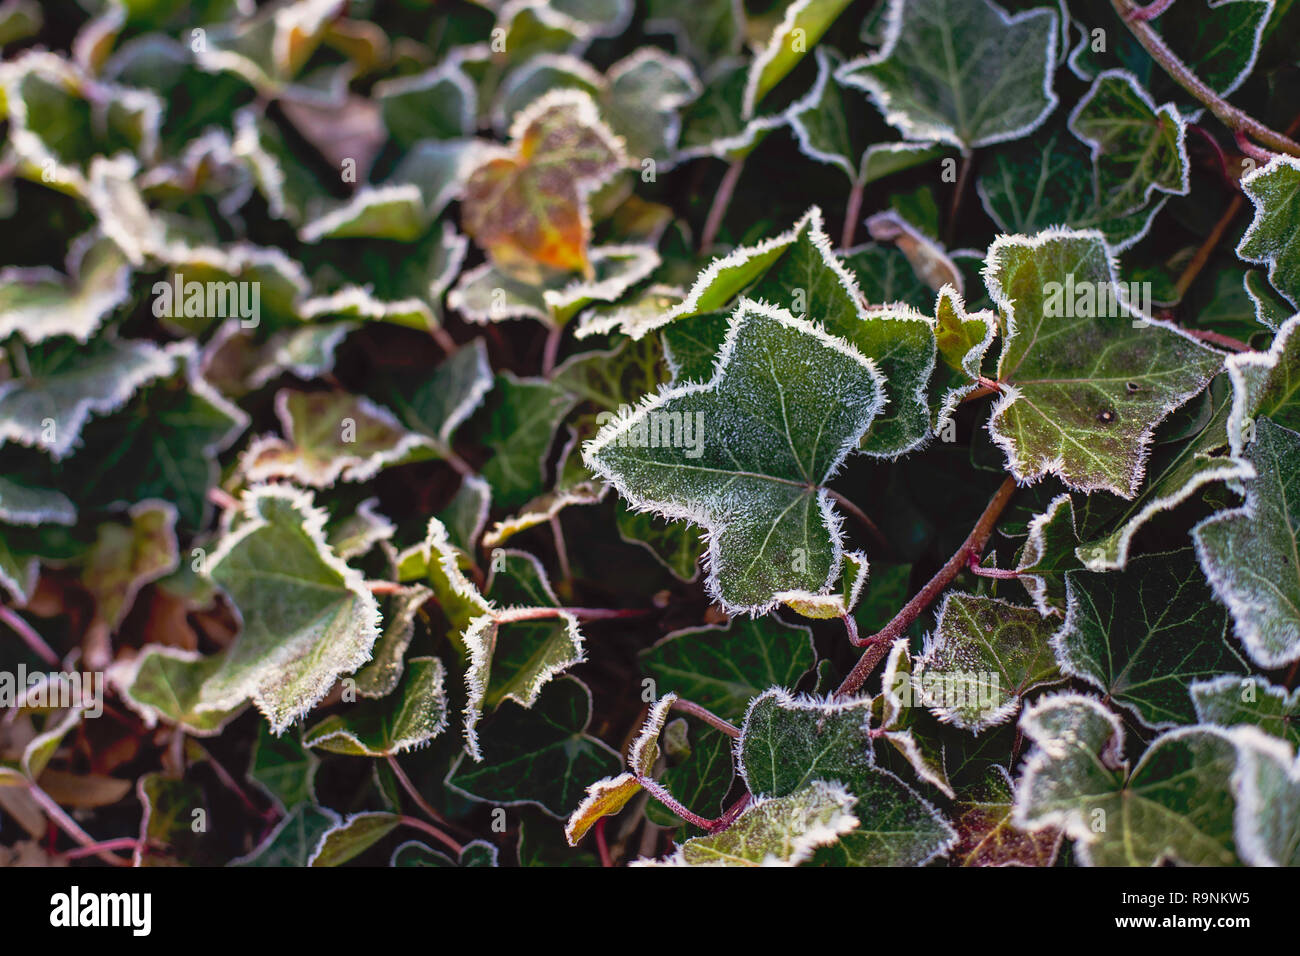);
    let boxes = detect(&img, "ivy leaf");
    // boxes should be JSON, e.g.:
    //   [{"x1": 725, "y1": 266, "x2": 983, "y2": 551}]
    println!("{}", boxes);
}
[
  {"x1": 1013, "y1": 693, "x2": 1240, "y2": 866},
  {"x1": 1192, "y1": 675, "x2": 1300, "y2": 749},
  {"x1": 1066, "y1": 69, "x2": 1189, "y2": 219},
  {"x1": 303, "y1": 657, "x2": 449, "y2": 757},
  {"x1": 915, "y1": 593, "x2": 1061, "y2": 732},
  {"x1": 837, "y1": 0, "x2": 1059, "y2": 150},
  {"x1": 1194, "y1": 417, "x2": 1300, "y2": 669},
  {"x1": 738, "y1": 689, "x2": 957, "y2": 866},
  {"x1": 565, "y1": 773, "x2": 643, "y2": 846},
  {"x1": 461, "y1": 89, "x2": 626, "y2": 280},
  {"x1": 352, "y1": 585, "x2": 430, "y2": 699},
  {"x1": 742, "y1": 0, "x2": 853, "y2": 118},
  {"x1": 1237, "y1": 156, "x2": 1300, "y2": 308},
  {"x1": 231, "y1": 804, "x2": 340, "y2": 867},
  {"x1": 247, "y1": 723, "x2": 319, "y2": 812},
  {"x1": 1015, "y1": 493, "x2": 1081, "y2": 614},
  {"x1": 984, "y1": 228, "x2": 1221, "y2": 497},
  {"x1": 446, "y1": 676, "x2": 621, "y2": 818},
  {"x1": 615, "y1": 500, "x2": 703, "y2": 581},
  {"x1": 391, "y1": 839, "x2": 500, "y2": 867},
  {"x1": 789, "y1": 48, "x2": 944, "y2": 188},
  {"x1": 241, "y1": 389, "x2": 435, "y2": 489},
  {"x1": 976, "y1": 119, "x2": 1170, "y2": 252},
  {"x1": 374, "y1": 62, "x2": 476, "y2": 148},
  {"x1": 308, "y1": 811, "x2": 402, "y2": 867},
  {"x1": 383, "y1": 339, "x2": 493, "y2": 460},
  {"x1": 640, "y1": 615, "x2": 815, "y2": 721},
  {"x1": 639, "y1": 780, "x2": 859, "y2": 866},
  {"x1": 623, "y1": 208, "x2": 936, "y2": 459},
  {"x1": 0, "y1": 234, "x2": 131, "y2": 345},
  {"x1": 1055, "y1": 550, "x2": 1245, "y2": 728},
  {"x1": 81, "y1": 500, "x2": 179, "y2": 631},
  {"x1": 478, "y1": 374, "x2": 576, "y2": 510},
  {"x1": 65, "y1": 349, "x2": 248, "y2": 529},
  {"x1": 585, "y1": 300, "x2": 886, "y2": 614},
  {"x1": 1075, "y1": 373, "x2": 1252, "y2": 571},
  {"x1": 0, "y1": 337, "x2": 174, "y2": 461},
  {"x1": 118, "y1": 486, "x2": 381, "y2": 735},
  {"x1": 1227, "y1": 314, "x2": 1300, "y2": 456},
  {"x1": 1231, "y1": 727, "x2": 1300, "y2": 867},
  {"x1": 645, "y1": 0, "x2": 742, "y2": 66},
  {"x1": 951, "y1": 765, "x2": 1062, "y2": 867}
]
